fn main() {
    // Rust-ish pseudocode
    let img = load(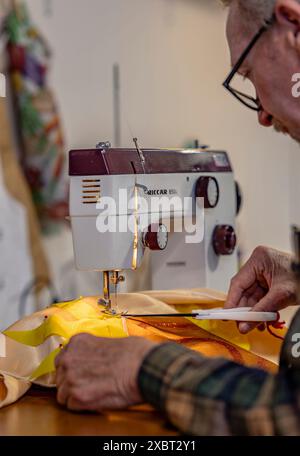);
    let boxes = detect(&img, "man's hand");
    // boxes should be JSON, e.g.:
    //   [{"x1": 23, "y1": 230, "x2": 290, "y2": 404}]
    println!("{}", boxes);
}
[
  {"x1": 225, "y1": 246, "x2": 297, "y2": 334},
  {"x1": 55, "y1": 334, "x2": 156, "y2": 412}
]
